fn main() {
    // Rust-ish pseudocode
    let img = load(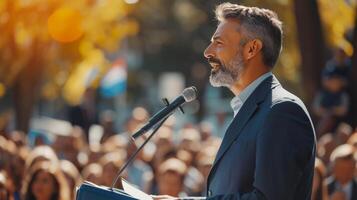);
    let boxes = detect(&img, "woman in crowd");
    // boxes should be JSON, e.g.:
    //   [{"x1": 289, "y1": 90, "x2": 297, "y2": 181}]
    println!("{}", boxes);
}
[{"x1": 22, "y1": 161, "x2": 69, "y2": 200}]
